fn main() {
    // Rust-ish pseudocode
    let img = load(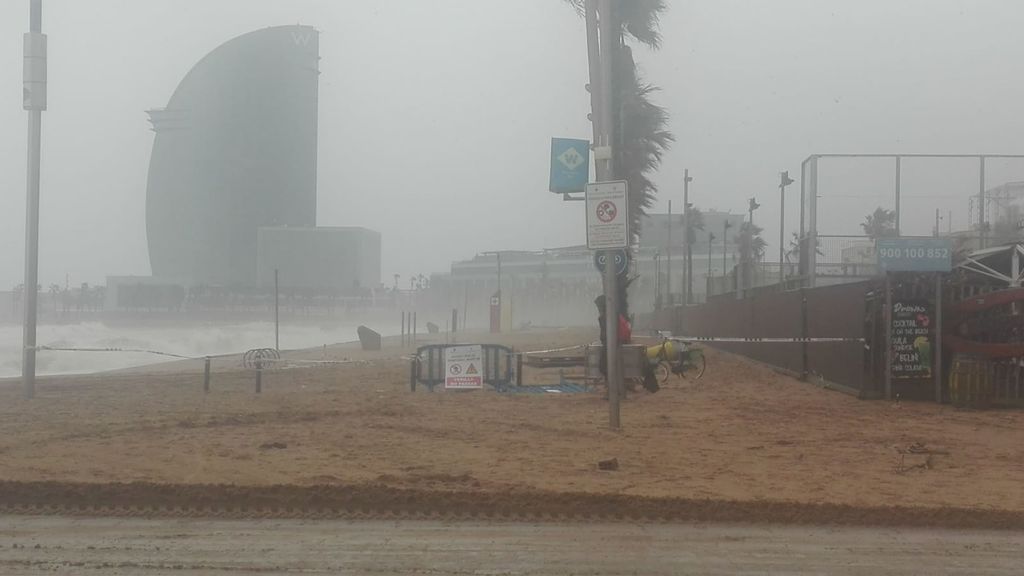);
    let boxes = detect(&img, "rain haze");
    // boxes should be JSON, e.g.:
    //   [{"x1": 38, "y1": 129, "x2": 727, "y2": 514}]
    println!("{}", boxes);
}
[
  {"x1": 3, "y1": 0, "x2": 1024, "y2": 376},
  {"x1": 3, "y1": 1, "x2": 1024, "y2": 289},
  {"x1": 5, "y1": 2, "x2": 1024, "y2": 569}
]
